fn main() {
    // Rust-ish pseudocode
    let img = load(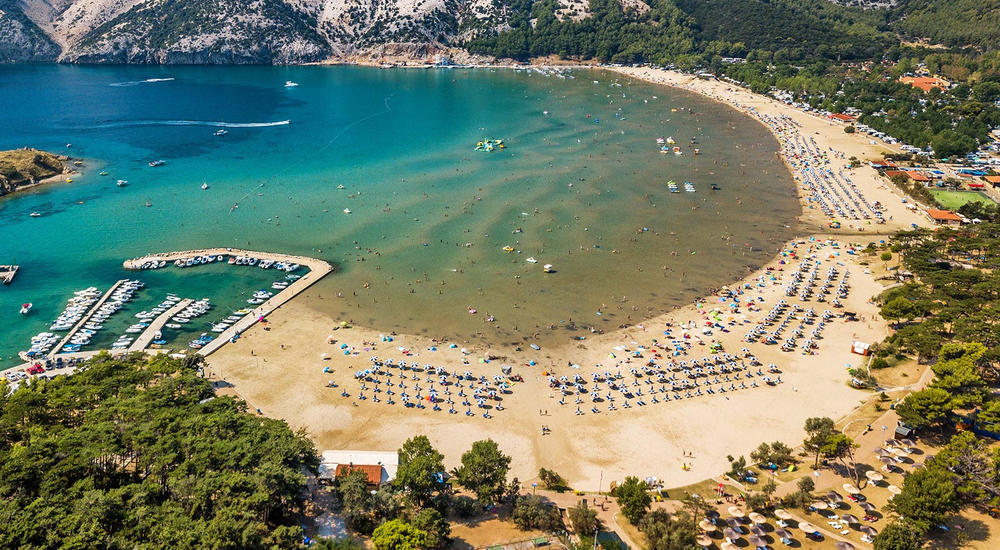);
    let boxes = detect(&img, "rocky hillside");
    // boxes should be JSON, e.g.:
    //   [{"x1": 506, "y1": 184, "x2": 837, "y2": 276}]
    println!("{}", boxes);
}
[
  {"x1": 0, "y1": 148, "x2": 66, "y2": 196},
  {"x1": 2, "y1": 0, "x2": 515, "y2": 63},
  {"x1": 0, "y1": 0, "x2": 60, "y2": 62}
]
